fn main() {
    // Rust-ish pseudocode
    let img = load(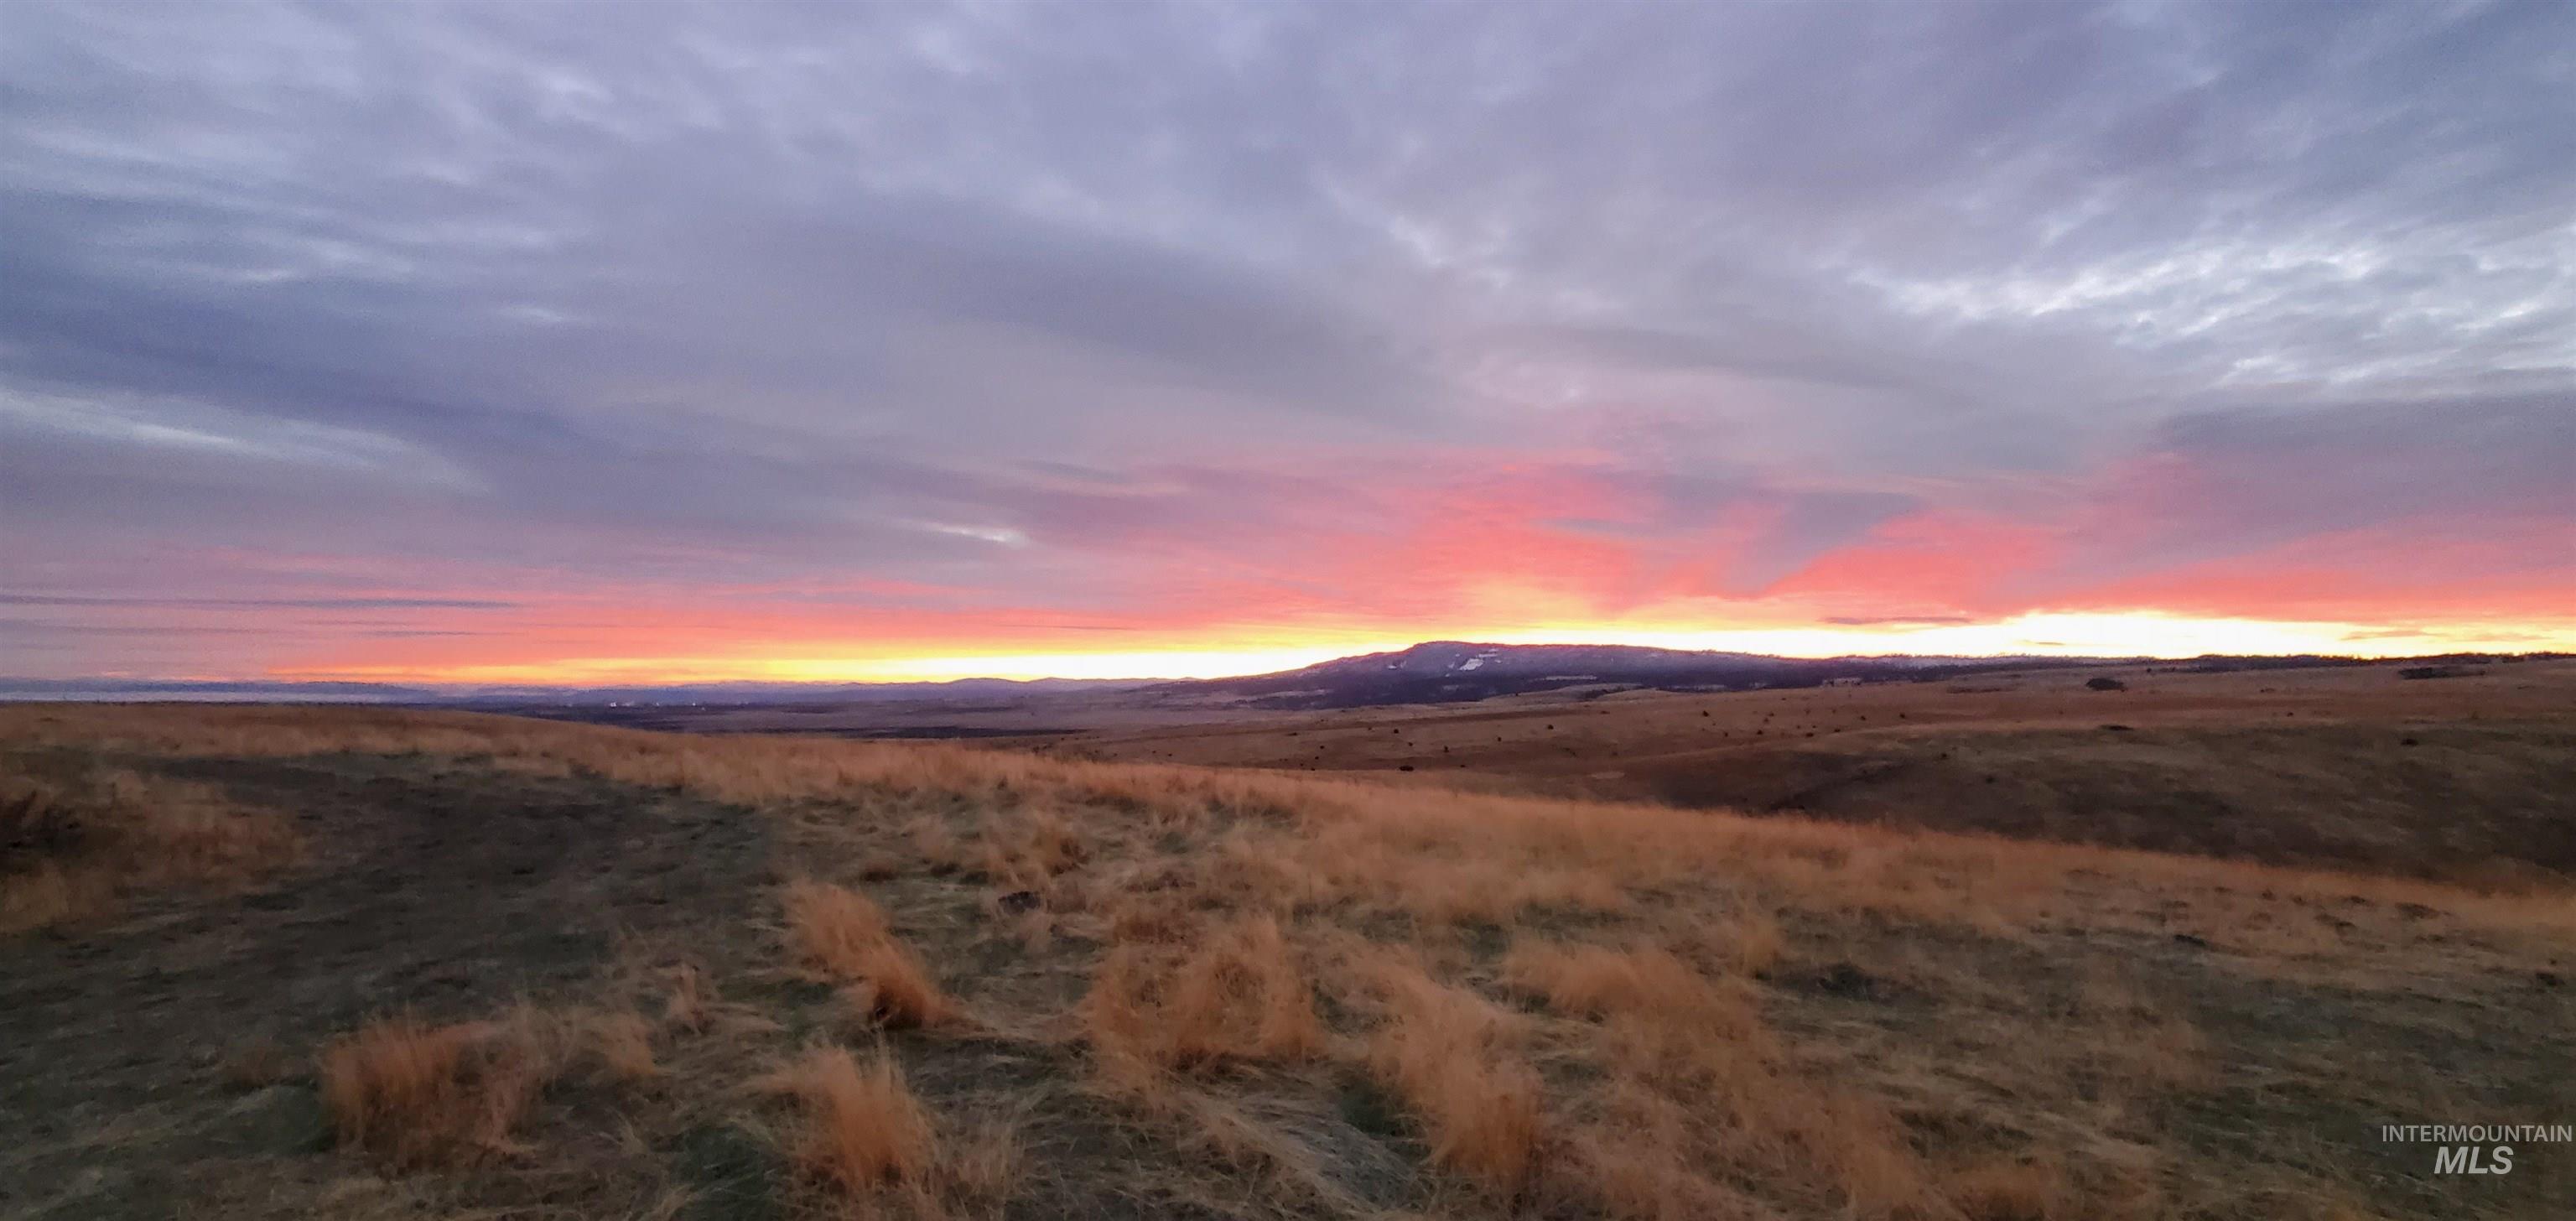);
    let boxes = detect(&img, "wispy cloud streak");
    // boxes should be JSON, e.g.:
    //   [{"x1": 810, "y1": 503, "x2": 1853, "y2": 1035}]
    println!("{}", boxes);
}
[{"x1": 3, "y1": 0, "x2": 2570, "y2": 678}]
